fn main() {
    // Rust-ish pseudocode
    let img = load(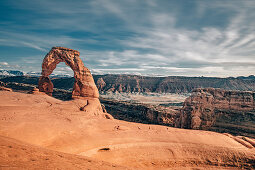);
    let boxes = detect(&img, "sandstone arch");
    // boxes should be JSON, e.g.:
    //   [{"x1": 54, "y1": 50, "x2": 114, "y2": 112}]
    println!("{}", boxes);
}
[{"x1": 38, "y1": 47, "x2": 99, "y2": 99}]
